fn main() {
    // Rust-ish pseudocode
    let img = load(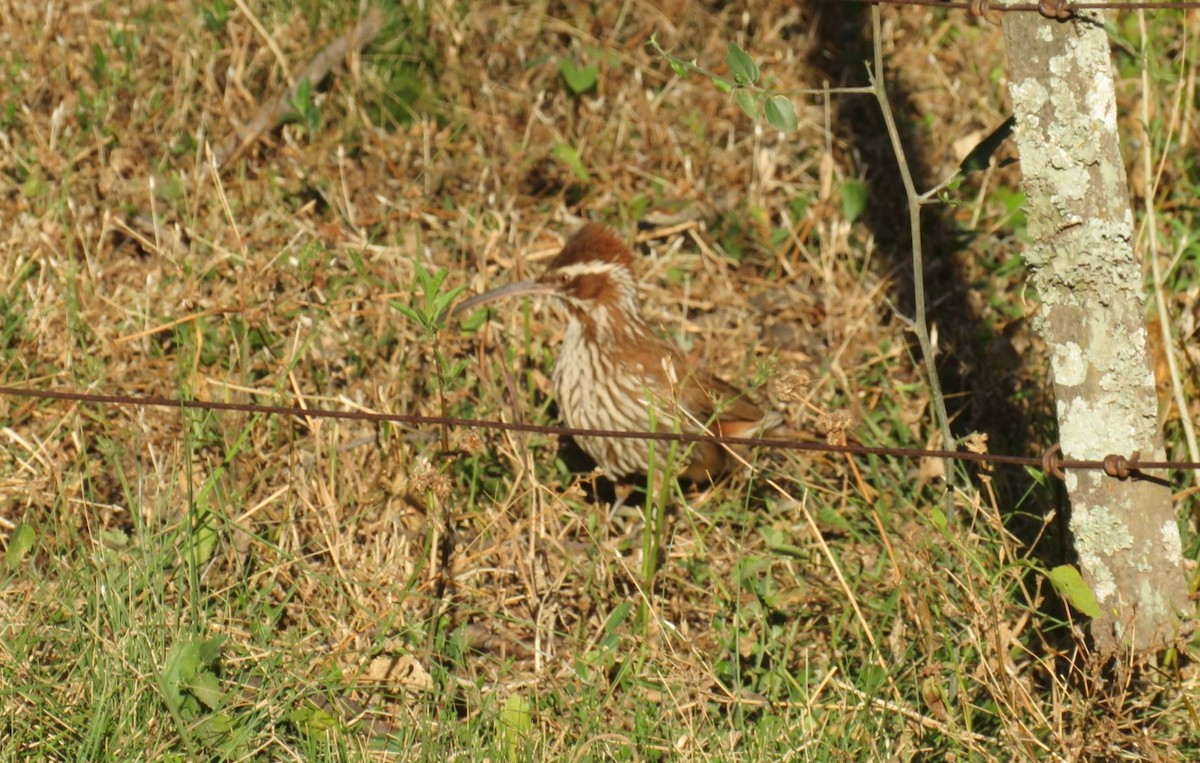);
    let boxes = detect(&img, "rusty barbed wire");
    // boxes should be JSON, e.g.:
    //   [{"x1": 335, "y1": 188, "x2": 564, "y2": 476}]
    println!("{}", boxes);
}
[
  {"x1": 3, "y1": 385, "x2": 1199, "y2": 482},
  {"x1": 868, "y1": 0, "x2": 1200, "y2": 13}
]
